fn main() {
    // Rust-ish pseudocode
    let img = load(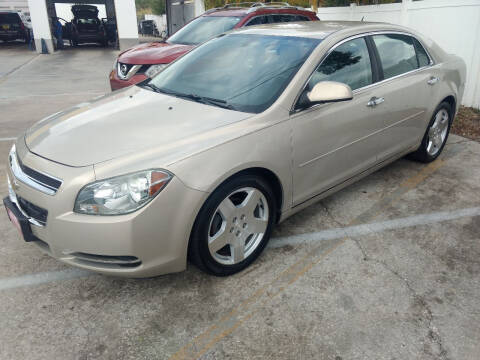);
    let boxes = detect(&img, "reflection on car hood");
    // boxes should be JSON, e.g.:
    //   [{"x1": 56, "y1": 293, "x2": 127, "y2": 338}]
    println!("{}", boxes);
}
[
  {"x1": 25, "y1": 87, "x2": 253, "y2": 167},
  {"x1": 118, "y1": 42, "x2": 194, "y2": 65}
]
